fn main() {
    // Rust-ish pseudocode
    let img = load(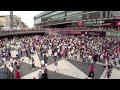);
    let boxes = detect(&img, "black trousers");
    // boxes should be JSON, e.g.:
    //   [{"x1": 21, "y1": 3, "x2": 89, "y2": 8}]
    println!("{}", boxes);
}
[
  {"x1": 32, "y1": 64, "x2": 35, "y2": 68},
  {"x1": 93, "y1": 59, "x2": 97, "y2": 64},
  {"x1": 88, "y1": 71, "x2": 94, "y2": 78}
]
